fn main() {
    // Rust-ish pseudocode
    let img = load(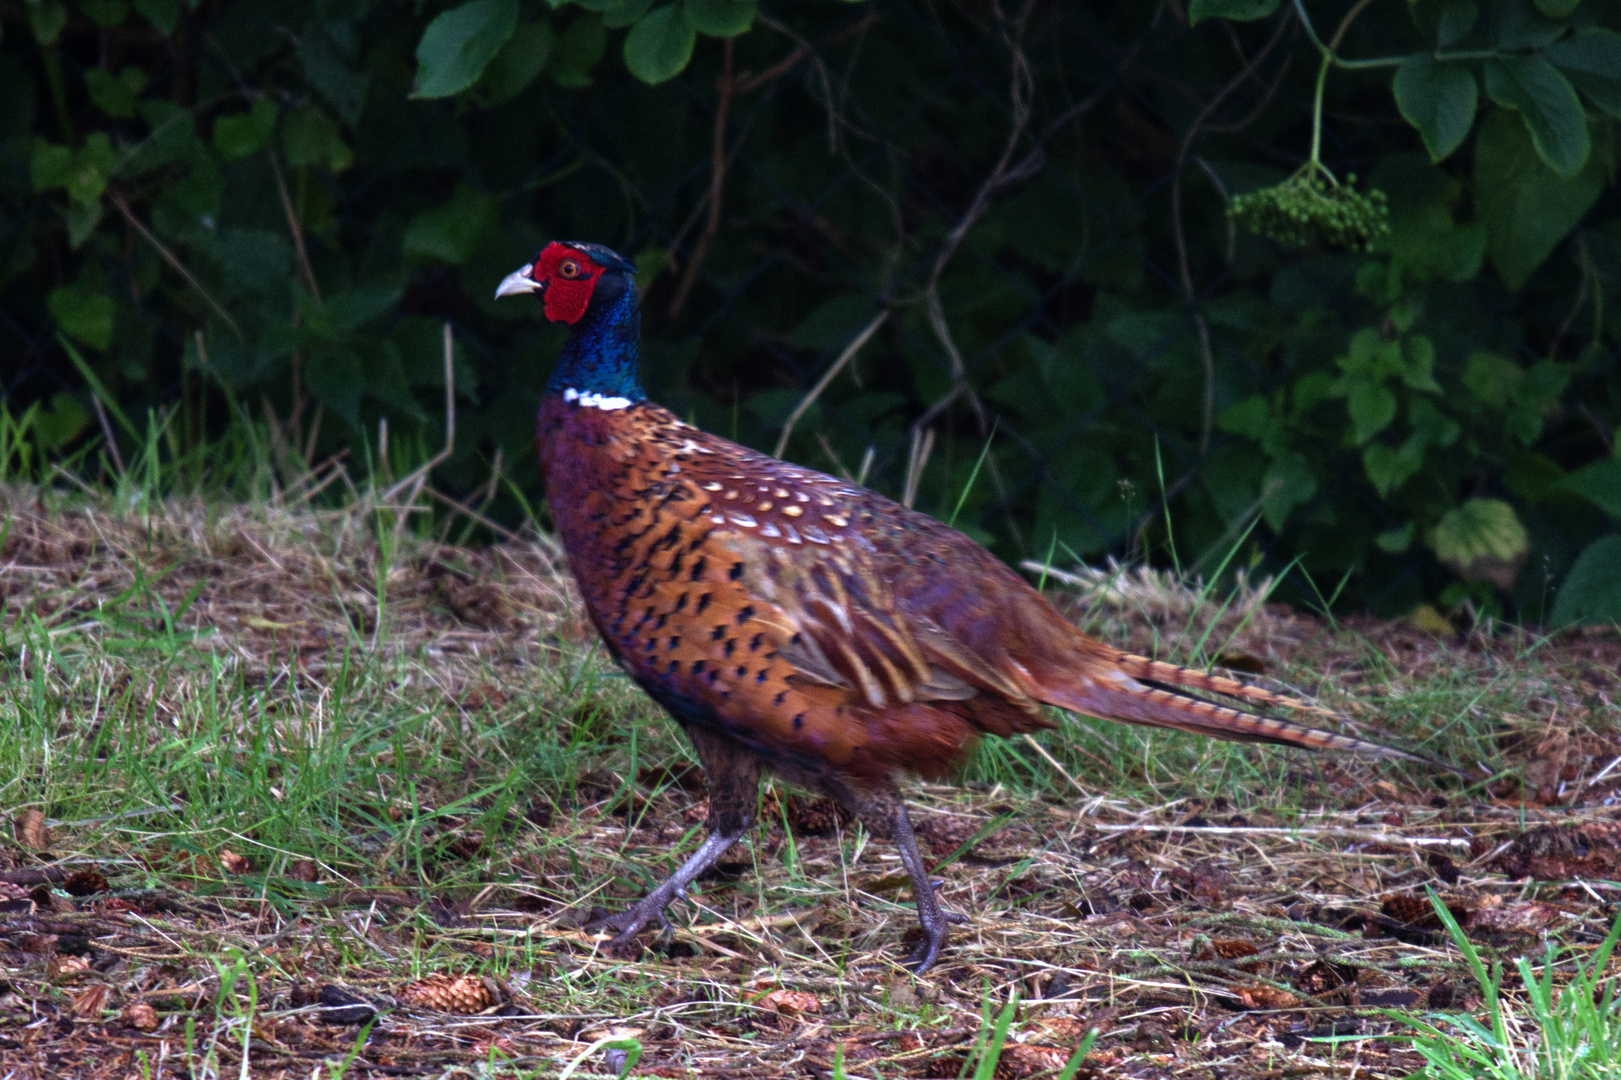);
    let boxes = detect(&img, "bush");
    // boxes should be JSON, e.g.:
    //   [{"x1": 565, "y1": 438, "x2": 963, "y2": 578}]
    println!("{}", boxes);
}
[{"x1": 2, "y1": 0, "x2": 1619, "y2": 622}]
